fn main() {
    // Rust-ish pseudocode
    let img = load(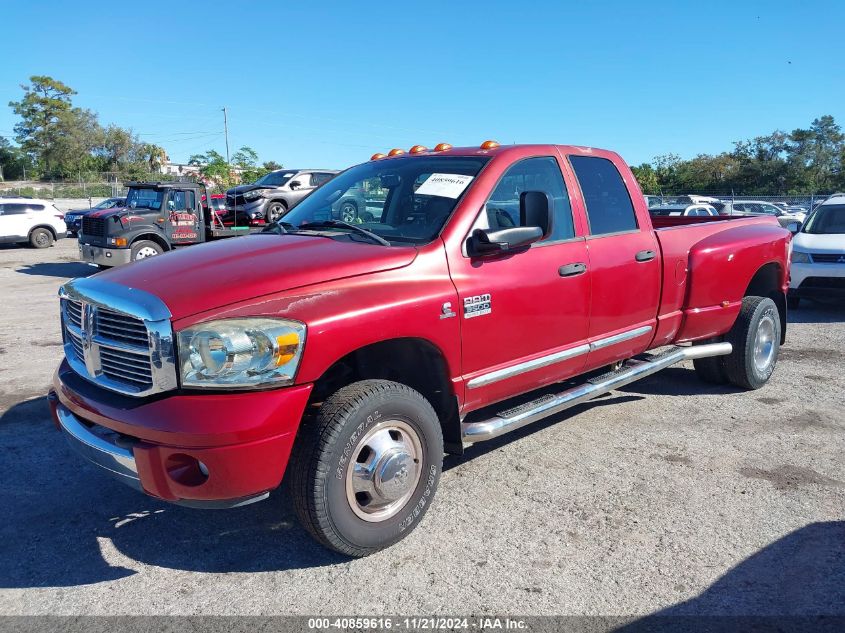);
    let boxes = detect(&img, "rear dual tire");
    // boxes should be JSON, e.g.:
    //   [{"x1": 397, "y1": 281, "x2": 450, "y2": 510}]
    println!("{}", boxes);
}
[
  {"x1": 290, "y1": 380, "x2": 443, "y2": 557},
  {"x1": 693, "y1": 296, "x2": 781, "y2": 390}
]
